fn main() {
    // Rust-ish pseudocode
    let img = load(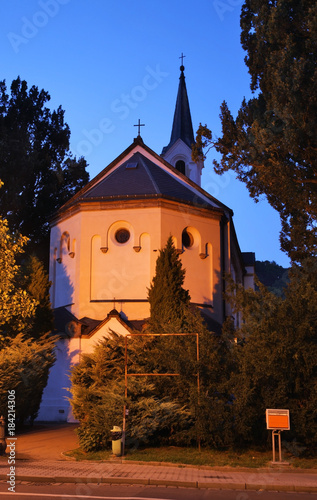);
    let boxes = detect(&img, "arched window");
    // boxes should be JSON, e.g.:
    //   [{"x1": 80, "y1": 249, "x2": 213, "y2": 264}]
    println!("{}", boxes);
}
[
  {"x1": 182, "y1": 228, "x2": 194, "y2": 249},
  {"x1": 175, "y1": 160, "x2": 185, "y2": 175}
]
